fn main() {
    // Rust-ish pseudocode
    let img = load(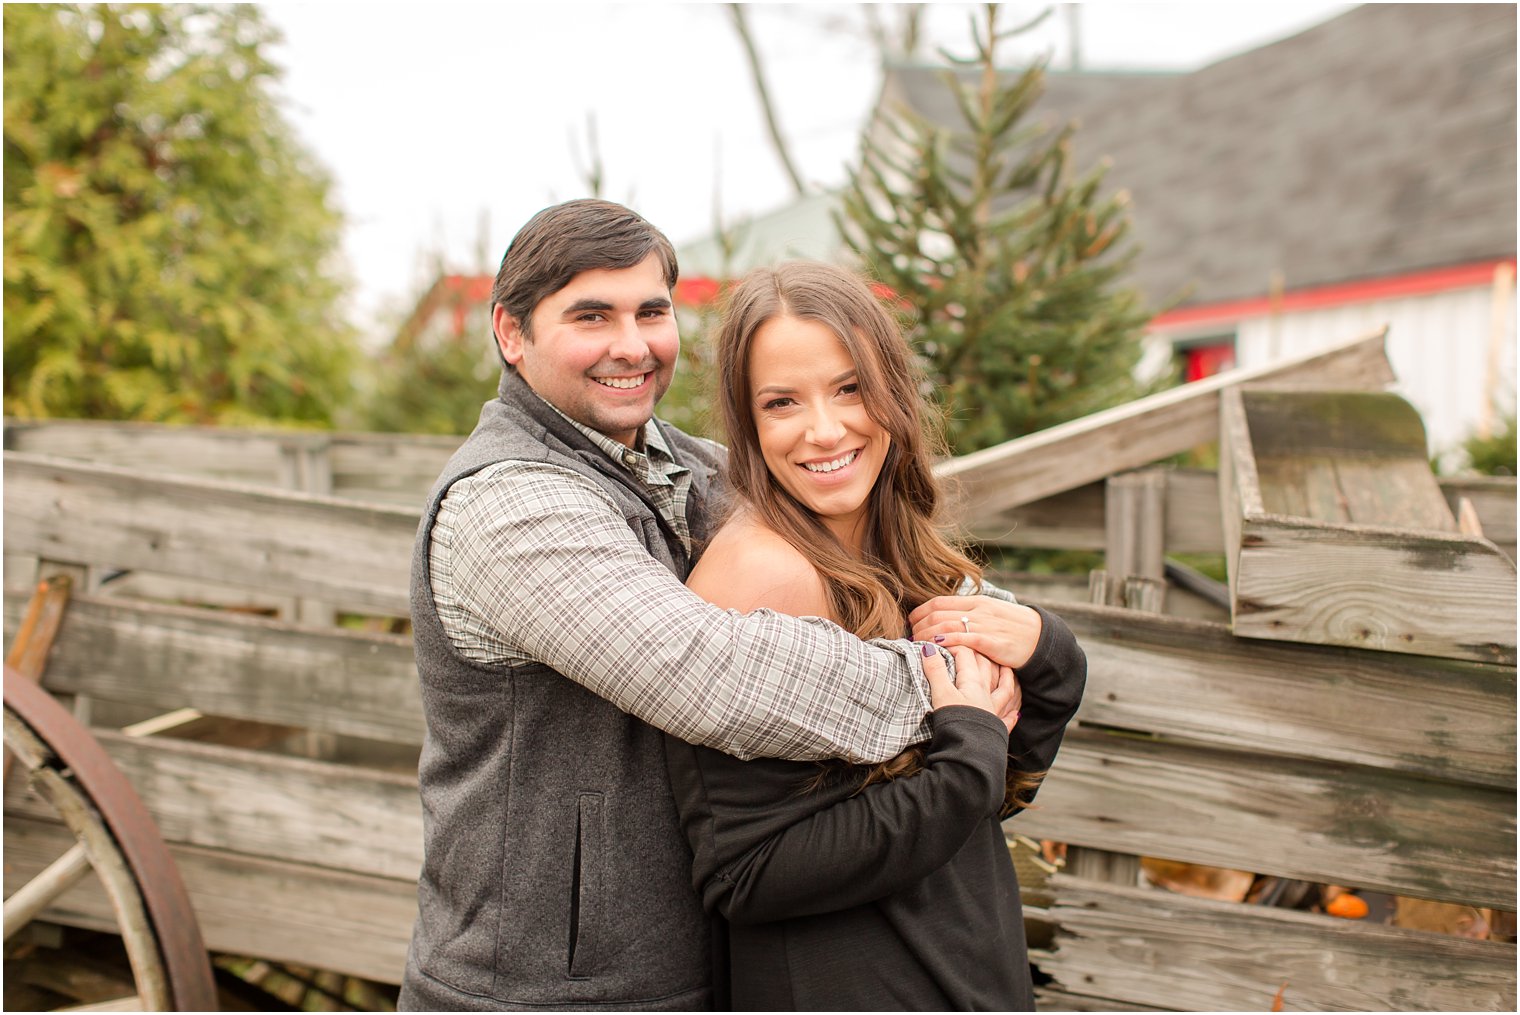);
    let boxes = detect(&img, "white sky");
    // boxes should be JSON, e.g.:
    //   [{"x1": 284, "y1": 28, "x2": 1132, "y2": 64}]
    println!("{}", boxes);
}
[{"x1": 259, "y1": 2, "x2": 1354, "y2": 338}]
